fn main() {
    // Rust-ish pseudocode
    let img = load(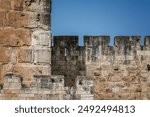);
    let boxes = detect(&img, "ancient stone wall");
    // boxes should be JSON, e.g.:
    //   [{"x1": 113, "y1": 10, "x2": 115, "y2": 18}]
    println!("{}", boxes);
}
[
  {"x1": 0, "y1": 0, "x2": 52, "y2": 99},
  {"x1": 52, "y1": 36, "x2": 150, "y2": 100},
  {"x1": 52, "y1": 36, "x2": 86, "y2": 87}
]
